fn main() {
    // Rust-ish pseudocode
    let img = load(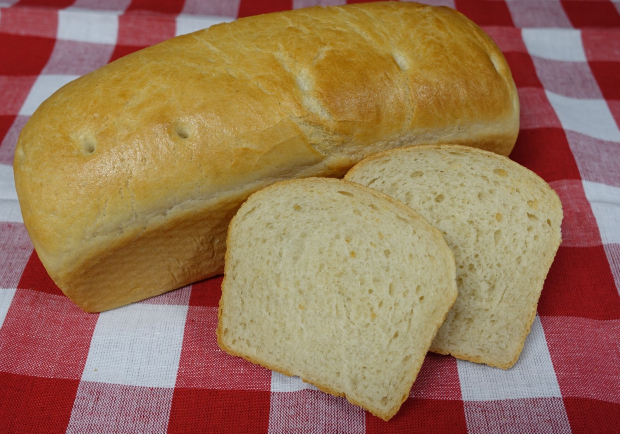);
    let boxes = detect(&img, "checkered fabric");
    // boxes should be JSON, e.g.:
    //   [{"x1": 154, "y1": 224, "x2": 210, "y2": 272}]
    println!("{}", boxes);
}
[{"x1": 0, "y1": 0, "x2": 619, "y2": 432}]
